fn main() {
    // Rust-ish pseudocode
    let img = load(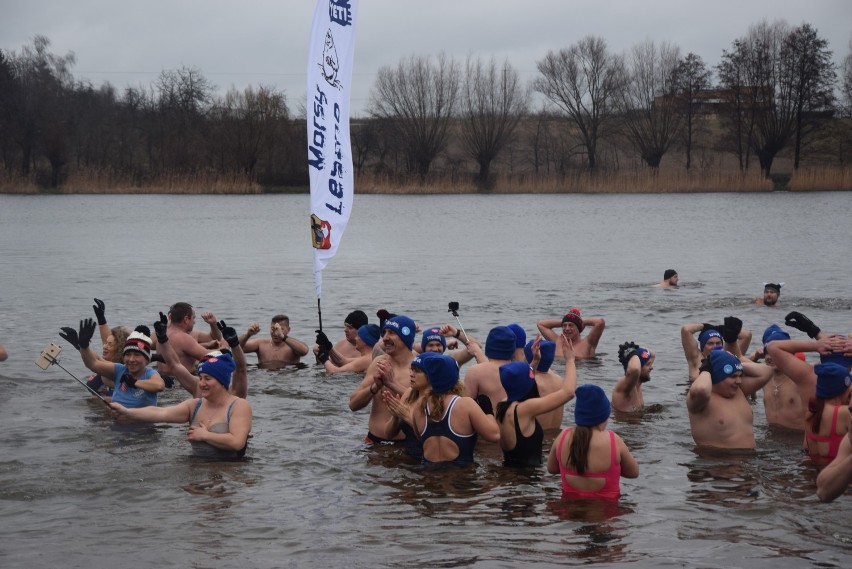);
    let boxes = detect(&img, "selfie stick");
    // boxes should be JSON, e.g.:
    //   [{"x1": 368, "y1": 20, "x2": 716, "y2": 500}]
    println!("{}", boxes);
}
[
  {"x1": 448, "y1": 304, "x2": 470, "y2": 344},
  {"x1": 317, "y1": 298, "x2": 323, "y2": 332},
  {"x1": 40, "y1": 353, "x2": 111, "y2": 407}
]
